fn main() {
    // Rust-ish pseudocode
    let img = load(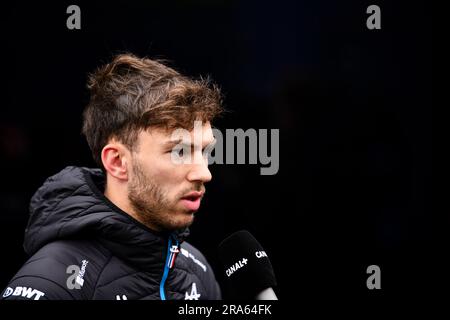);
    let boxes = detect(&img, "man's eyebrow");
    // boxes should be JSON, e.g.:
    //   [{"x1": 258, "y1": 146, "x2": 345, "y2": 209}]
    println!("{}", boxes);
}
[
  {"x1": 164, "y1": 139, "x2": 183, "y2": 147},
  {"x1": 163, "y1": 138, "x2": 217, "y2": 148}
]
